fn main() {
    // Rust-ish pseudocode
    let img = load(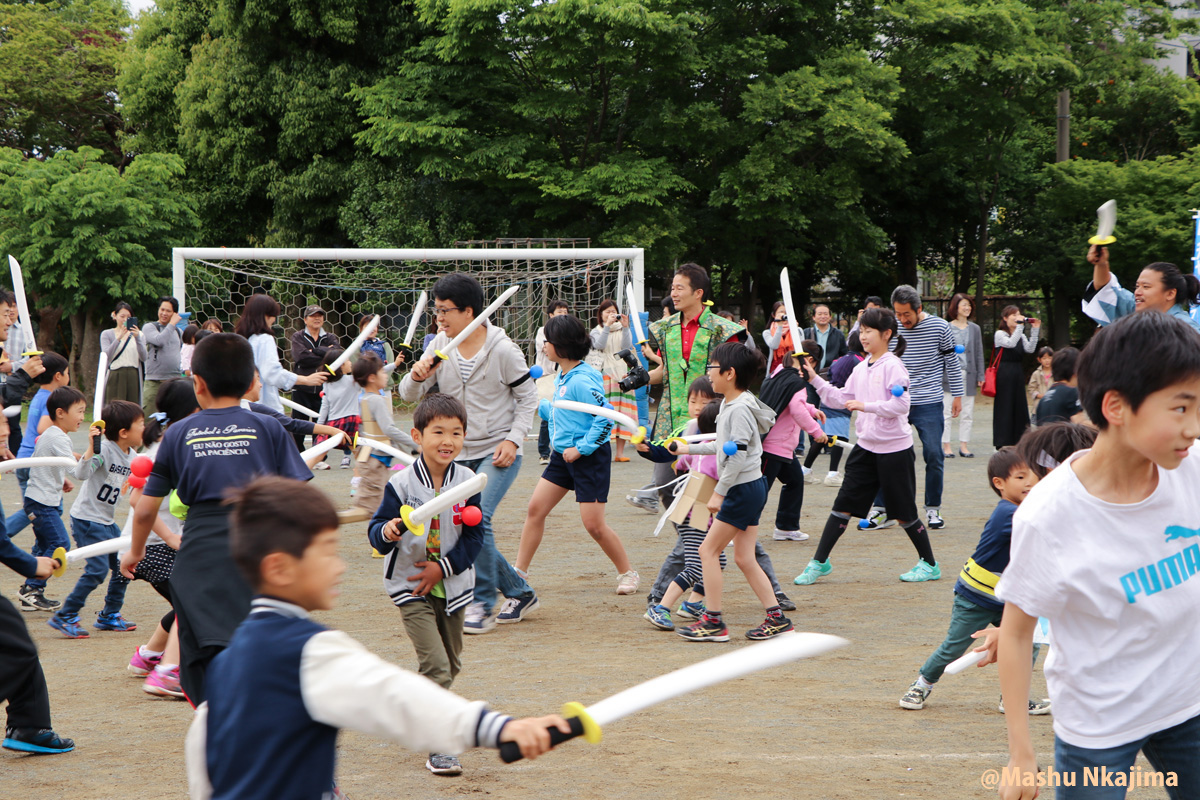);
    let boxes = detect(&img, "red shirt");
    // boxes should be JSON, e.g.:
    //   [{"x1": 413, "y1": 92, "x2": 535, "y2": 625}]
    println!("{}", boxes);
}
[{"x1": 659, "y1": 309, "x2": 739, "y2": 361}]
